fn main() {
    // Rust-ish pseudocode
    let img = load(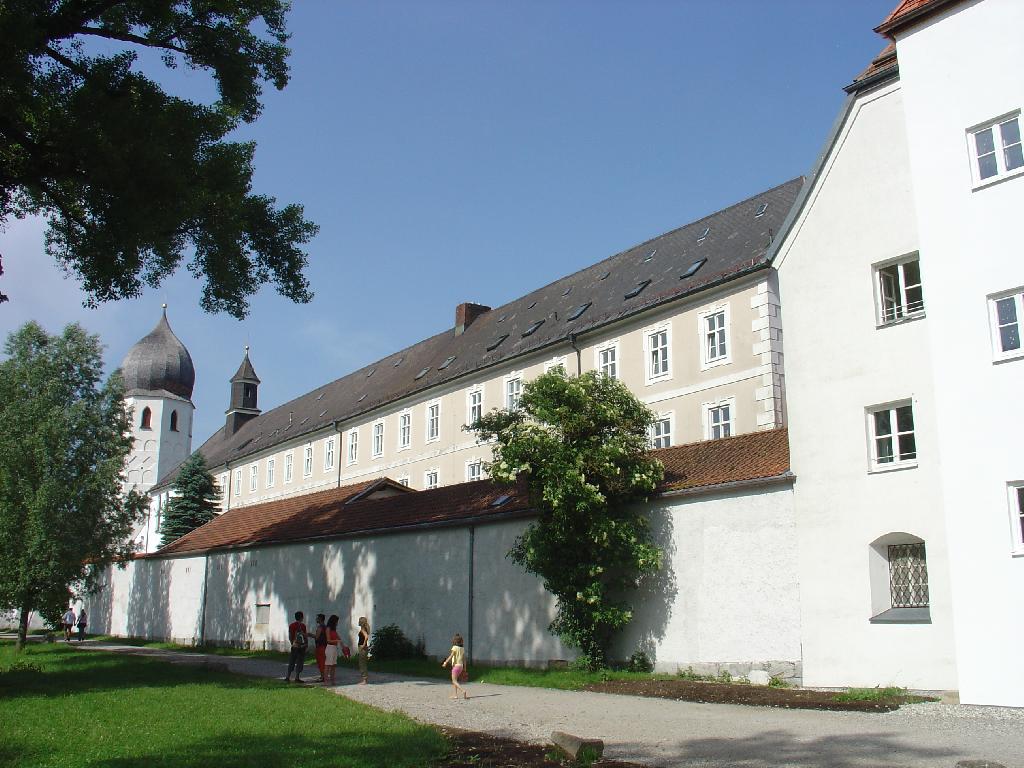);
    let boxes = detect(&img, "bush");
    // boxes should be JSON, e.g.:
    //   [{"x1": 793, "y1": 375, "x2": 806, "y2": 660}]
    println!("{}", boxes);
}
[
  {"x1": 626, "y1": 650, "x2": 653, "y2": 673},
  {"x1": 570, "y1": 654, "x2": 599, "y2": 672},
  {"x1": 369, "y1": 624, "x2": 425, "y2": 660}
]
